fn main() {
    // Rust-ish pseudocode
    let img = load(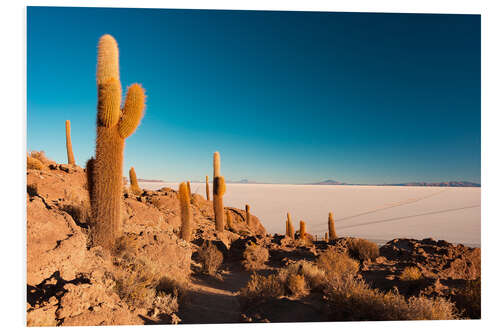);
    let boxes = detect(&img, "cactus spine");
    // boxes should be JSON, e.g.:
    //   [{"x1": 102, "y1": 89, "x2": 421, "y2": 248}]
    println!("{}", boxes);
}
[
  {"x1": 90, "y1": 34, "x2": 145, "y2": 251},
  {"x1": 286, "y1": 212, "x2": 295, "y2": 240},
  {"x1": 328, "y1": 212, "x2": 337, "y2": 240},
  {"x1": 213, "y1": 152, "x2": 226, "y2": 232},
  {"x1": 129, "y1": 167, "x2": 141, "y2": 195},
  {"x1": 178, "y1": 182, "x2": 192, "y2": 241},
  {"x1": 299, "y1": 220, "x2": 306, "y2": 240},
  {"x1": 65, "y1": 120, "x2": 76, "y2": 165},
  {"x1": 245, "y1": 204, "x2": 251, "y2": 226},
  {"x1": 205, "y1": 175, "x2": 210, "y2": 201}
]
